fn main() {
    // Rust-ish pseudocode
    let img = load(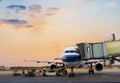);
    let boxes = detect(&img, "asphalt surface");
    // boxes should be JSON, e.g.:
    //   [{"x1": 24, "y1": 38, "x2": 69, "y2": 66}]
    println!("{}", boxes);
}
[{"x1": 0, "y1": 69, "x2": 120, "y2": 83}]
